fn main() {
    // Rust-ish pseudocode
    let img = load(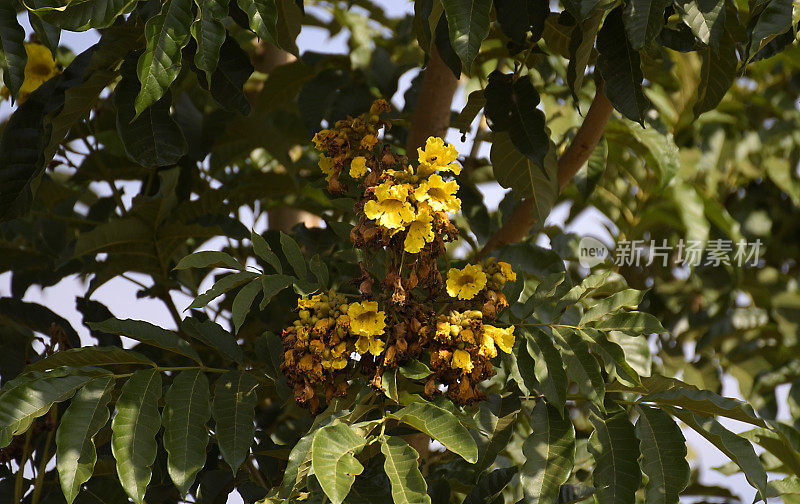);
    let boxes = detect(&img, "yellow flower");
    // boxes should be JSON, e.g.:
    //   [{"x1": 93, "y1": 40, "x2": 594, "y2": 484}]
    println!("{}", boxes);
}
[
  {"x1": 414, "y1": 174, "x2": 461, "y2": 213},
  {"x1": 350, "y1": 156, "x2": 368, "y2": 178},
  {"x1": 319, "y1": 155, "x2": 336, "y2": 180},
  {"x1": 312, "y1": 129, "x2": 333, "y2": 150},
  {"x1": 1, "y1": 43, "x2": 60, "y2": 103},
  {"x1": 451, "y1": 349, "x2": 474, "y2": 373},
  {"x1": 321, "y1": 356, "x2": 348, "y2": 370},
  {"x1": 355, "y1": 335, "x2": 386, "y2": 356},
  {"x1": 498, "y1": 262, "x2": 516, "y2": 282},
  {"x1": 484, "y1": 325, "x2": 515, "y2": 354},
  {"x1": 347, "y1": 301, "x2": 386, "y2": 337},
  {"x1": 404, "y1": 206, "x2": 434, "y2": 253},
  {"x1": 364, "y1": 182, "x2": 415, "y2": 230},
  {"x1": 297, "y1": 293, "x2": 325, "y2": 310},
  {"x1": 417, "y1": 137, "x2": 461, "y2": 175},
  {"x1": 478, "y1": 330, "x2": 498, "y2": 359},
  {"x1": 446, "y1": 264, "x2": 487, "y2": 300}
]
